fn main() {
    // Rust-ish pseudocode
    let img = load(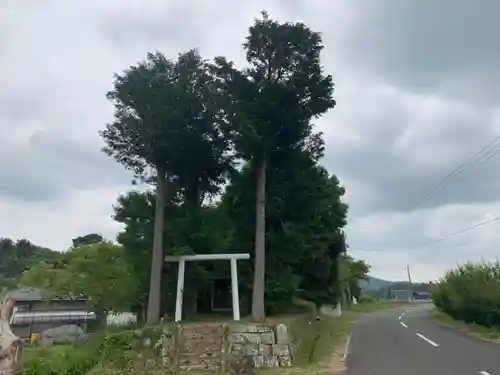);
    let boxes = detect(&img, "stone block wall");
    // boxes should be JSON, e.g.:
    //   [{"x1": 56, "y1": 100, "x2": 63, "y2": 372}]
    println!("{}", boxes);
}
[
  {"x1": 227, "y1": 323, "x2": 292, "y2": 369},
  {"x1": 158, "y1": 321, "x2": 296, "y2": 374}
]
